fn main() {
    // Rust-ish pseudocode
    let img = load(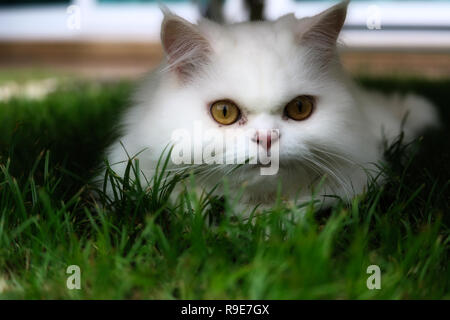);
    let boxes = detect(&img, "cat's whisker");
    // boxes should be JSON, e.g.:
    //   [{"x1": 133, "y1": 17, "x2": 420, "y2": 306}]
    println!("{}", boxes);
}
[
  {"x1": 307, "y1": 145, "x2": 364, "y2": 200},
  {"x1": 309, "y1": 145, "x2": 358, "y2": 167},
  {"x1": 311, "y1": 153, "x2": 353, "y2": 201},
  {"x1": 299, "y1": 156, "x2": 324, "y2": 182},
  {"x1": 301, "y1": 156, "x2": 341, "y2": 196},
  {"x1": 314, "y1": 148, "x2": 357, "y2": 186},
  {"x1": 302, "y1": 153, "x2": 352, "y2": 201}
]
